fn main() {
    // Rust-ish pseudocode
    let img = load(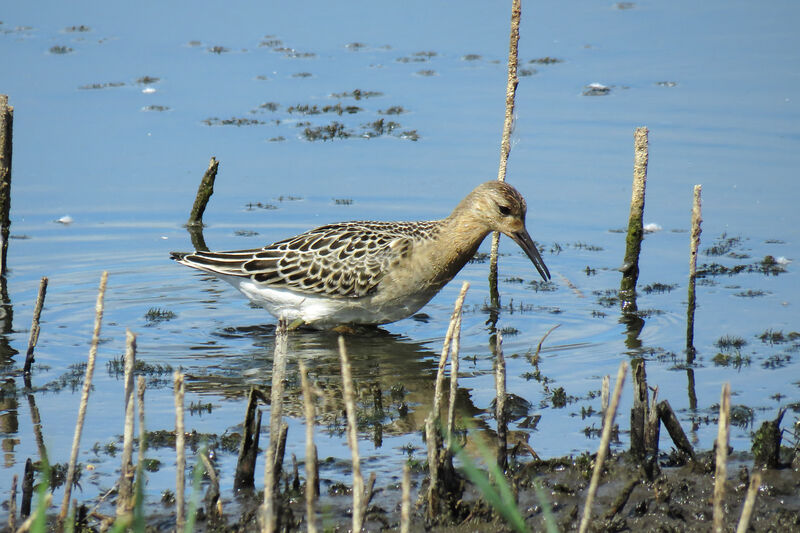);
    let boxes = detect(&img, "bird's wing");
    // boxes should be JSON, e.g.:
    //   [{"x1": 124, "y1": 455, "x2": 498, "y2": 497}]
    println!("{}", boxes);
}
[{"x1": 176, "y1": 221, "x2": 440, "y2": 299}]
